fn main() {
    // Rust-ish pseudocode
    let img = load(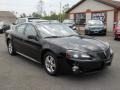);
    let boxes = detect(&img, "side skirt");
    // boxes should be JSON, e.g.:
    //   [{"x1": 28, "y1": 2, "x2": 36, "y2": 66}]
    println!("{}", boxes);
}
[{"x1": 16, "y1": 51, "x2": 41, "y2": 64}]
